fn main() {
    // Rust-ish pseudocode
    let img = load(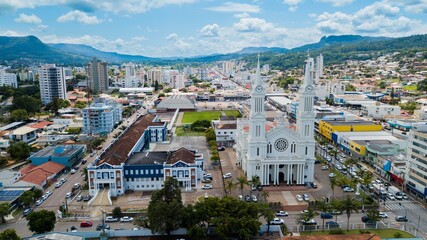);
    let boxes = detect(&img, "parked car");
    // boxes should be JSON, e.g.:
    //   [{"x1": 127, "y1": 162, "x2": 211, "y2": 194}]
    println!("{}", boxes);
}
[
  {"x1": 202, "y1": 184, "x2": 213, "y2": 190},
  {"x1": 80, "y1": 221, "x2": 93, "y2": 227},
  {"x1": 96, "y1": 224, "x2": 110, "y2": 231},
  {"x1": 251, "y1": 195, "x2": 257, "y2": 202},
  {"x1": 76, "y1": 195, "x2": 83, "y2": 202},
  {"x1": 256, "y1": 185, "x2": 263, "y2": 191},
  {"x1": 70, "y1": 168, "x2": 77, "y2": 174},
  {"x1": 120, "y1": 216, "x2": 134, "y2": 222},
  {"x1": 217, "y1": 146, "x2": 225, "y2": 151},
  {"x1": 23, "y1": 208, "x2": 33, "y2": 216},
  {"x1": 303, "y1": 193, "x2": 310, "y2": 201},
  {"x1": 395, "y1": 192, "x2": 404, "y2": 200},
  {"x1": 387, "y1": 193, "x2": 395, "y2": 201},
  {"x1": 35, "y1": 199, "x2": 43, "y2": 206},
  {"x1": 275, "y1": 211, "x2": 288, "y2": 217},
  {"x1": 245, "y1": 195, "x2": 251, "y2": 202},
  {"x1": 55, "y1": 182, "x2": 63, "y2": 188},
  {"x1": 270, "y1": 218, "x2": 284, "y2": 225},
  {"x1": 296, "y1": 194, "x2": 303, "y2": 202},
  {"x1": 326, "y1": 221, "x2": 340, "y2": 228},
  {"x1": 201, "y1": 178, "x2": 211, "y2": 183},
  {"x1": 204, "y1": 173, "x2": 213, "y2": 180},
  {"x1": 321, "y1": 165, "x2": 329, "y2": 171},
  {"x1": 83, "y1": 195, "x2": 91, "y2": 201},
  {"x1": 311, "y1": 182, "x2": 318, "y2": 189},
  {"x1": 320, "y1": 212, "x2": 333, "y2": 219},
  {"x1": 45, "y1": 190, "x2": 53, "y2": 197},
  {"x1": 329, "y1": 173, "x2": 336, "y2": 178},
  {"x1": 105, "y1": 216, "x2": 118, "y2": 222},
  {"x1": 361, "y1": 216, "x2": 376, "y2": 224},
  {"x1": 60, "y1": 177, "x2": 67, "y2": 183},
  {"x1": 379, "y1": 212, "x2": 388, "y2": 218},
  {"x1": 81, "y1": 160, "x2": 87, "y2": 164},
  {"x1": 305, "y1": 183, "x2": 311, "y2": 189},
  {"x1": 343, "y1": 187, "x2": 354, "y2": 192},
  {"x1": 301, "y1": 219, "x2": 317, "y2": 225},
  {"x1": 73, "y1": 183, "x2": 81, "y2": 190},
  {"x1": 395, "y1": 216, "x2": 408, "y2": 222}
]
